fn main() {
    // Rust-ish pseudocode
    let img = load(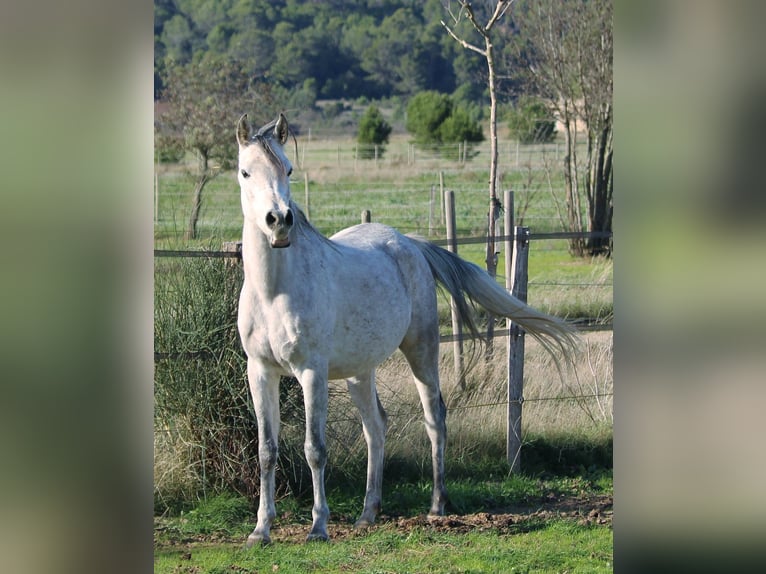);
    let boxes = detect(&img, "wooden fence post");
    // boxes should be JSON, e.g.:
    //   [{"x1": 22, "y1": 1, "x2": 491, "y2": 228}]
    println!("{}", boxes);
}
[
  {"x1": 445, "y1": 190, "x2": 465, "y2": 390},
  {"x1": 439, "y1": 171, "x2": 445, "y2": 225},
  {"x1": 304, "y1": 172, "x2": 310, "y2": 220},
  {"x1": 507, "y1": 225, "x2": 530, "y2": 473},
  {"x1": 504, "y1": 190, "x2": 515, "y2": 281},
  {"x1": 222, "y1": 241, "x2": 243, "y2": 270},
  {"x1": 361, "y1": 210, "x2": 371, "y2": 224}
]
